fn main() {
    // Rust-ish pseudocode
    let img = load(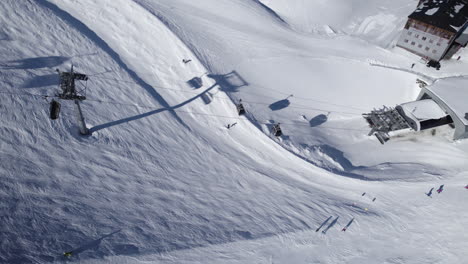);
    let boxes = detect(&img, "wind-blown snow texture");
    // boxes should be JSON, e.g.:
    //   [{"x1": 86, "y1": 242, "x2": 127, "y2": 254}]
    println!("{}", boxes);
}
[{"x1": 1, "y1": 0, "x2": 468, "y2": 263}]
